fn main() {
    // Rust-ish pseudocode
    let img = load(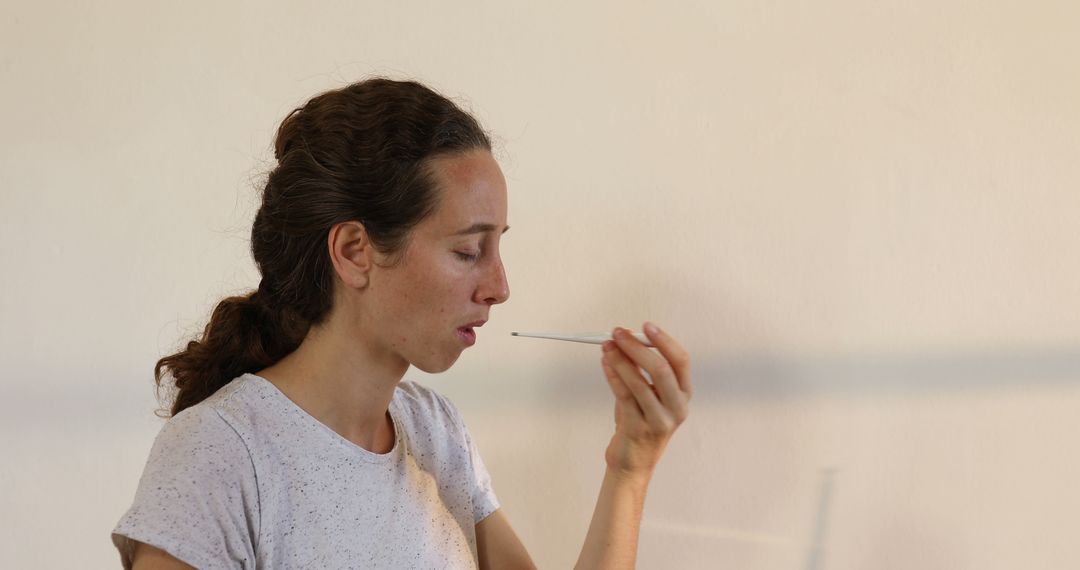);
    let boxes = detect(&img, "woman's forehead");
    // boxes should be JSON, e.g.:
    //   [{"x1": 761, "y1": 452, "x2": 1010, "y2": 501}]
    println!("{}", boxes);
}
[
  {"x1": 426, "y1": 152, "x2": 507, "y2": 235},
  {"x1": 446, "y1": 222, "x2": 511, "y2": 238}
]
